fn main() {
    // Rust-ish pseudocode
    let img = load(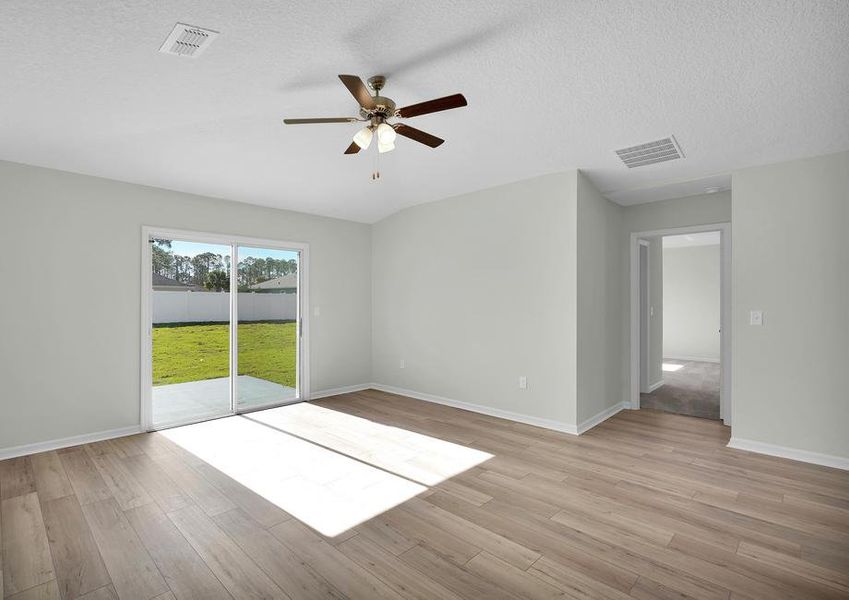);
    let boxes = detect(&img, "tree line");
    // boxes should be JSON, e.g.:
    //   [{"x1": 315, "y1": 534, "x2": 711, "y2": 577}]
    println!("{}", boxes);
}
[{"x1": 151, "y1": 239, "x2": 297, "y2": 292}]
